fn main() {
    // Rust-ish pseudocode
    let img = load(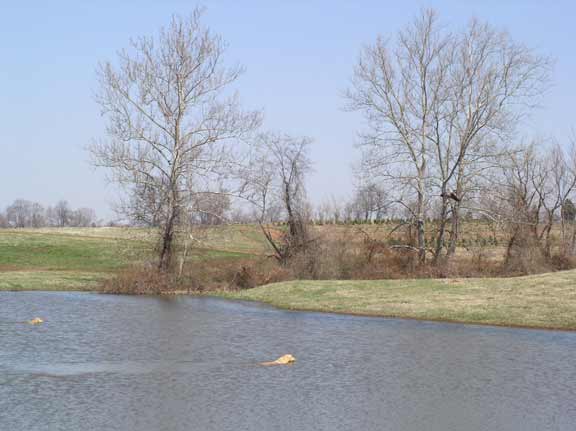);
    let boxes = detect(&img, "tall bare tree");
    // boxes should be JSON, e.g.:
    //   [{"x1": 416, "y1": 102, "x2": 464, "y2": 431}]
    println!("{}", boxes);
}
[
  {"x1": 347, "y1": 10, "x2": 450, "y2": 262},
  {"x1": 347, "y1": 9, "x2": 551, "y2": 264},
  {"x1": 440, "y1": 18, "x2": 550, "y2": 259},
  {"x1": 91, "y1": 9, "x2": 261, "y2": 271}
]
